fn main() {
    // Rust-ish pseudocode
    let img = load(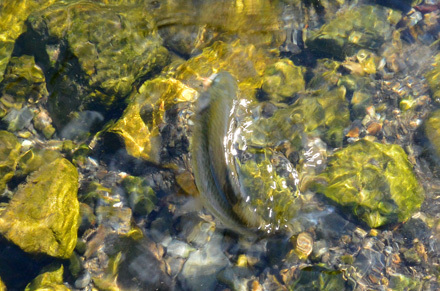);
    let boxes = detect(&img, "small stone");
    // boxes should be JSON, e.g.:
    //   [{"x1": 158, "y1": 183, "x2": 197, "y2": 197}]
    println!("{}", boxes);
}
[
  {"x1": 294, "y1": 232, "x2": 313, "y2": 259},
  {"x1": 74, "y1": 270, "x2": 91, "y2": 289},
  {"x1": 166, "y1": 240, "x2": 195, "y2": 259}
]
